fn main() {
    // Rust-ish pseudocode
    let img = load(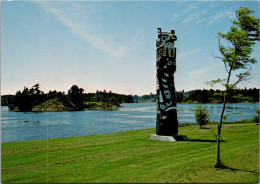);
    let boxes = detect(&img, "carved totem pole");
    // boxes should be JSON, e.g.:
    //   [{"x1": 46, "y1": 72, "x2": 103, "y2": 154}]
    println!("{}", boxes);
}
[{"x1": 156, "y1": 28, "x2": 178, "y2": 136}]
